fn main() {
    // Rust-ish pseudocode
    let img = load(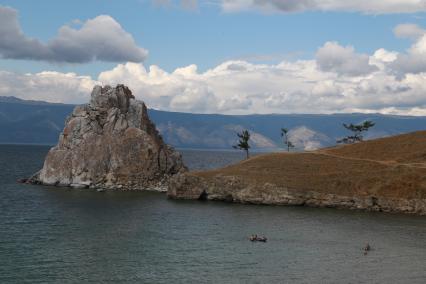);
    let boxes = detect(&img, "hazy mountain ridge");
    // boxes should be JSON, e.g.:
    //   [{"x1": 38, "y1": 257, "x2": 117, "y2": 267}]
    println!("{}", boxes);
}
[
  {"x1": 0, "y1": 96, "x2": 73, "y2": 106},
  {"x1": 1, "y1": 96, "x2": 426, "y2": 149},
  {"x1": 148, "y1": 110, "x2": 426, "y2": 150}
]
